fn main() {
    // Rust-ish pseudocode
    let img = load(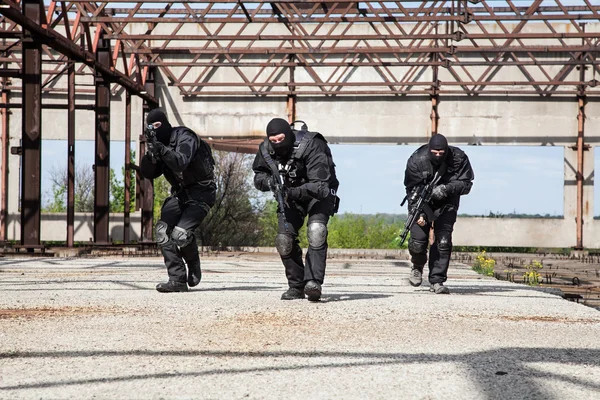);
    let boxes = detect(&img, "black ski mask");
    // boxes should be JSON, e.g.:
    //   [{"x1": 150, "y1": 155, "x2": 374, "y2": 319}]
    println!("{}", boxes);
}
[
  {"x1": 147, "y1": 109, "x2": 173, "y2": 145},
  {"x1": 428, "y1": 134, "x2": 449, "y2": 167},
  {"x1": 266, "y1": 118, "x2": 295, "y2": 158}
]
